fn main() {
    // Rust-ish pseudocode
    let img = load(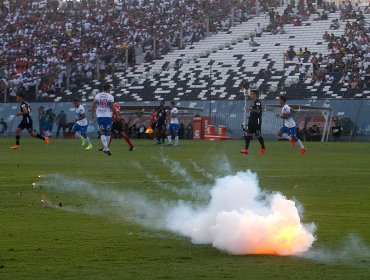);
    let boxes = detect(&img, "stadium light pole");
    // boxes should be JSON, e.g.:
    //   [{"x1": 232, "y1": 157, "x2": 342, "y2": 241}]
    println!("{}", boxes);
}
[{"x1": 208, "y1": 59, "x2": 214, "y2": 119}]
